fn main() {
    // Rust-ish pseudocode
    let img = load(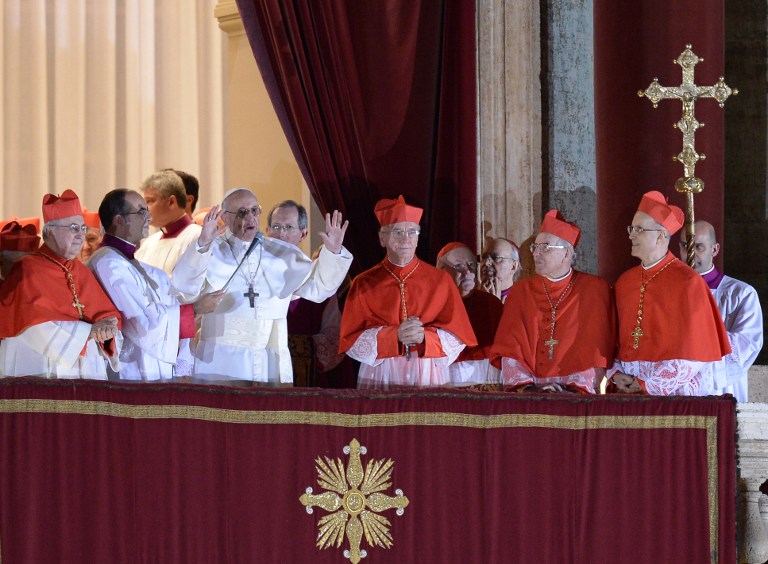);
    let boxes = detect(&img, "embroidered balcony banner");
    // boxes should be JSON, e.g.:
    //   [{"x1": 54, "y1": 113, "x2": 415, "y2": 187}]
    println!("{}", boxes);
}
[{"x1": 0, "y1": 379, "x2": 735, "y2": 563}]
